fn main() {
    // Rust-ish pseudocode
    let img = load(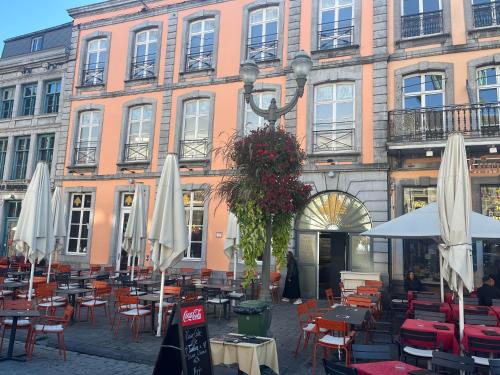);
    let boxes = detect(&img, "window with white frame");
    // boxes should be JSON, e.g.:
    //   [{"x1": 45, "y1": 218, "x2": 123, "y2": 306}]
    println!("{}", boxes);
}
[
  {"x1": 31, "y1": 36, "x2": 43, "y2": 52},
  {"x1": 125, "y1": 105, "x2": 153, "y2": 161},
  {"x1": 247, "y1": 7, "x2": 279, "y2": 61},
  {"x1": 83, "y1": 38, "x2": 108, "y2": 86},
  {"x1": 313, "y1": 83, "x2": 355, "y2": 153},
  {"x1": 75, "y1": 111, "x2": 101, "y2": 165},
  {"x1": 67, "y1": 193, "x2": 92, "y2": 255},
  {"x1": 318, "y1": 0, "x2": 354, "y2": 50},
  {"x1": 183, "y1": 191, "x2": 204, "y2": 259},
  {"x1": 476, "y1": 66, "x2": 500, "y2": 127},
  {"x1": 472, "y1": 0, "x2": 500, "y2": 28},
  {"x1": 243, "y1": 91, "x2": 275, "y2": 135},
  {"x1": 131, "y1": 29, "x2": 158, "y2": 79},
  {"x1": 401, "y1": 0, "x2": 443, "y2": 38},
  {"x1": 186, "y1": 19, "x2": 215, "y2": 71},
  {"x1": 0, "y1": 87, "x2": 14, "y2": 119},
  {"x1": 180, "y1": 99, "x2": 210, "y2": 159}
]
